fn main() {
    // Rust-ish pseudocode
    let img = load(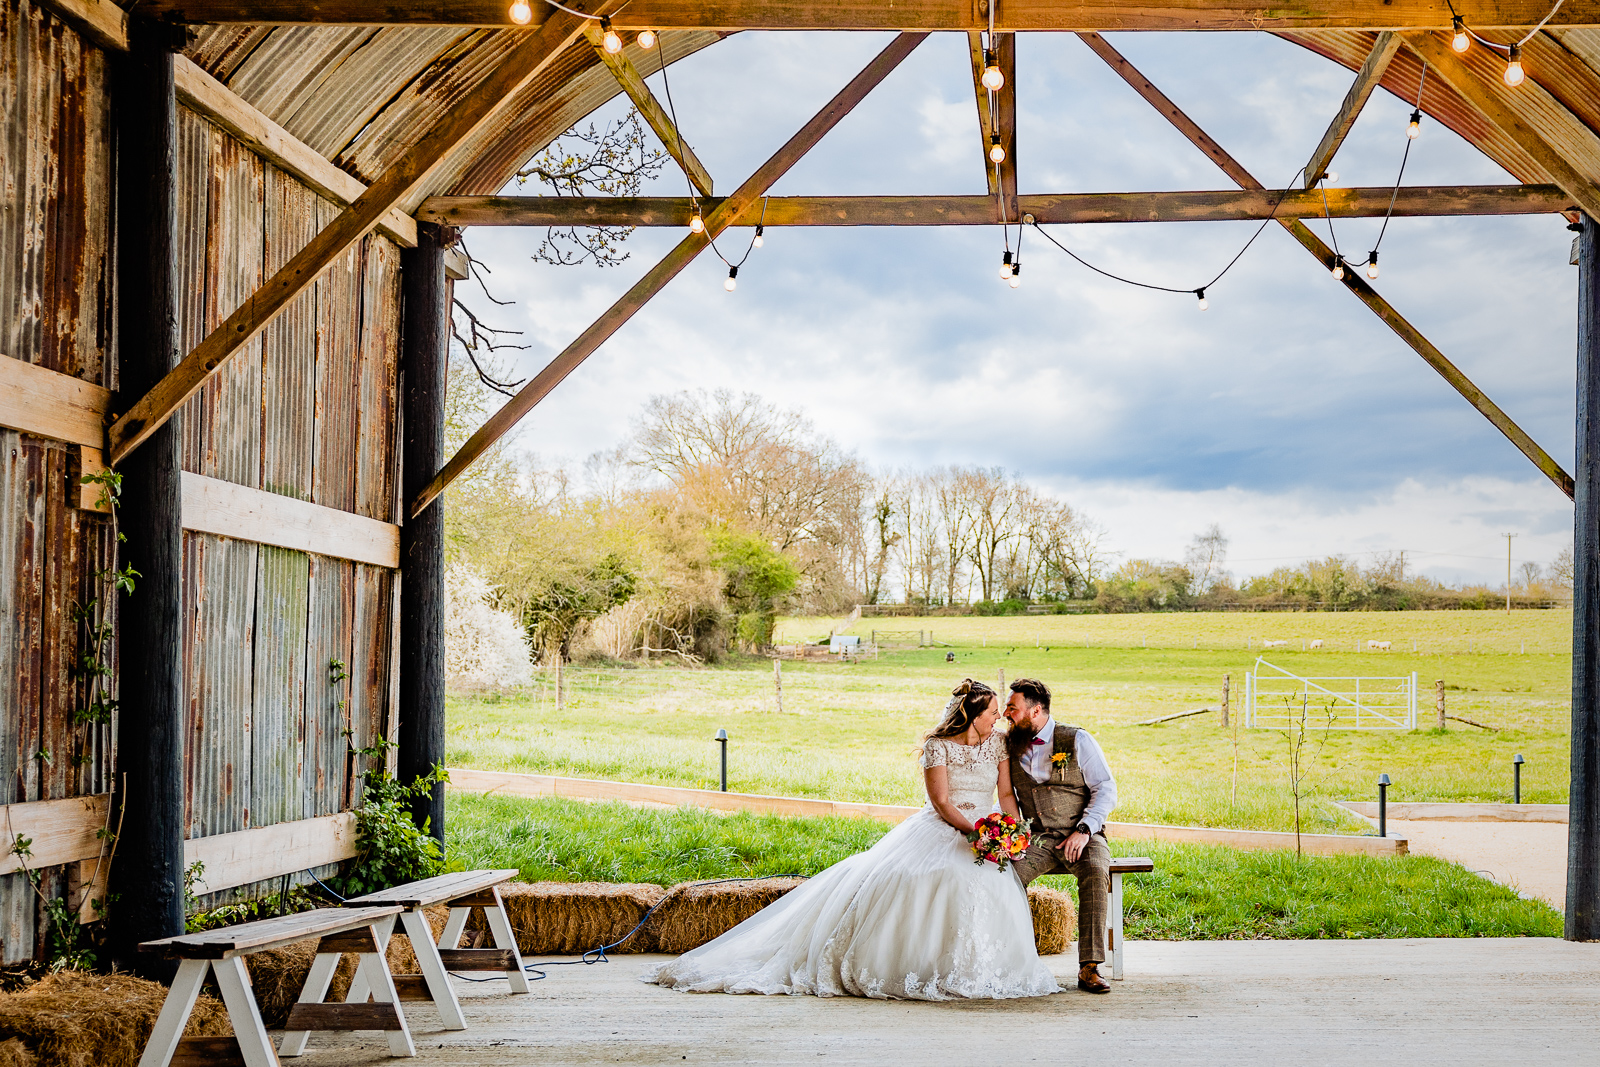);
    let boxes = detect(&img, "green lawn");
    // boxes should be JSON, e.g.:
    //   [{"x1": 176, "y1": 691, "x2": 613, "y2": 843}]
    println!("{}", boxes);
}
[
  {"x1": 445, "y1": 794, "x2": 1562, "y2": 940},
  {"x1": 447, "y1": 612, "x2": 1572, "y2": 834}
]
